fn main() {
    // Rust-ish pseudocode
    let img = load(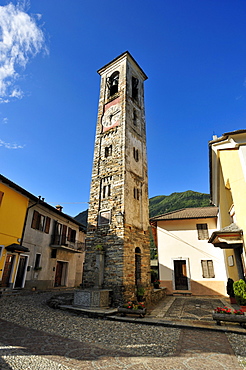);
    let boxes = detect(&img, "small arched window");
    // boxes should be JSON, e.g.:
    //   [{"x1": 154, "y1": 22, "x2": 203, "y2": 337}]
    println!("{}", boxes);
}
[
  {"x1": 135, "y1": 247, "x2": 141, "y2": 286},
  {"x1": 107, "y1": 71, "x2": 119, "y2": 97},
  {"x1": 132, "y1": 76, "x2": 139, "y2": 100}
]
